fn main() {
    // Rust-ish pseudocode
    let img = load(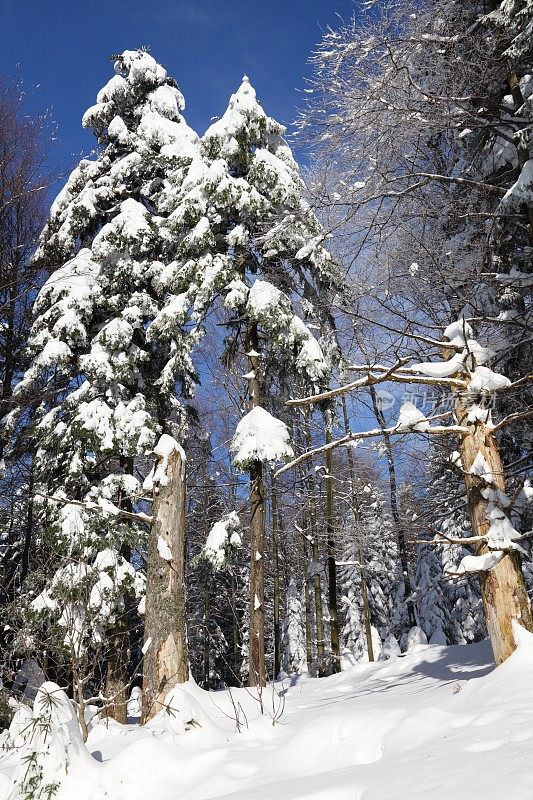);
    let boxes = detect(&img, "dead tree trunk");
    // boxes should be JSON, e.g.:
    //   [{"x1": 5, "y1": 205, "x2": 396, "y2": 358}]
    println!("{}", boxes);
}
[
  {"x1": 456, "y1": 398, "x2": 533, "y2": 664},
  {"x1": 142, "y1": 442, "x2": 188, "y2": 722},
  {"x1": 247, "y1": 324, "x2": 266, "y2": 687},
  {"x1": 102, "y1": 612, "x2": 129, "y2": 724}
]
